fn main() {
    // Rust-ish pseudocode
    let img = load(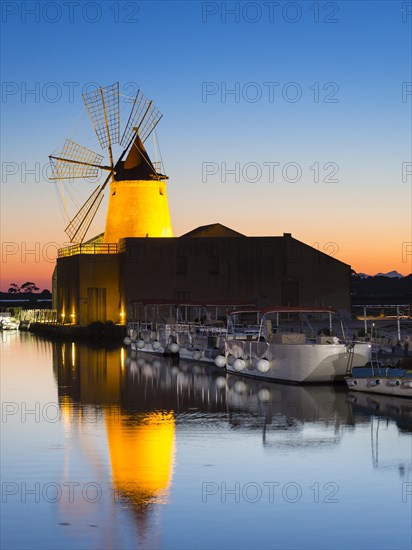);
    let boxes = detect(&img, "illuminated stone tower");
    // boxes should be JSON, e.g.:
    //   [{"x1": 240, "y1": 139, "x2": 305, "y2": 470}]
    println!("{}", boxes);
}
[{"x1": 103, "y1": 133, "x2": 173, "y2": 243}]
